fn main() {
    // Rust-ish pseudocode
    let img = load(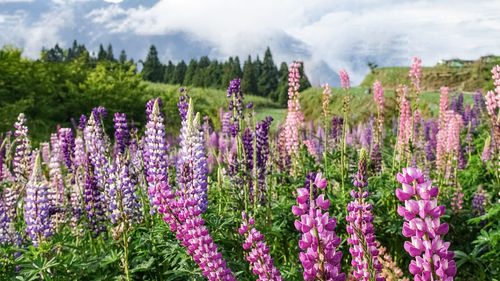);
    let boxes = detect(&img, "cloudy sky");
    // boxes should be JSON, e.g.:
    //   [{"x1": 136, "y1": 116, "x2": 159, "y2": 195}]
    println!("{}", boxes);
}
[{"x1": 1, "y1": 0, "x2": 499, "y2": 86}]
